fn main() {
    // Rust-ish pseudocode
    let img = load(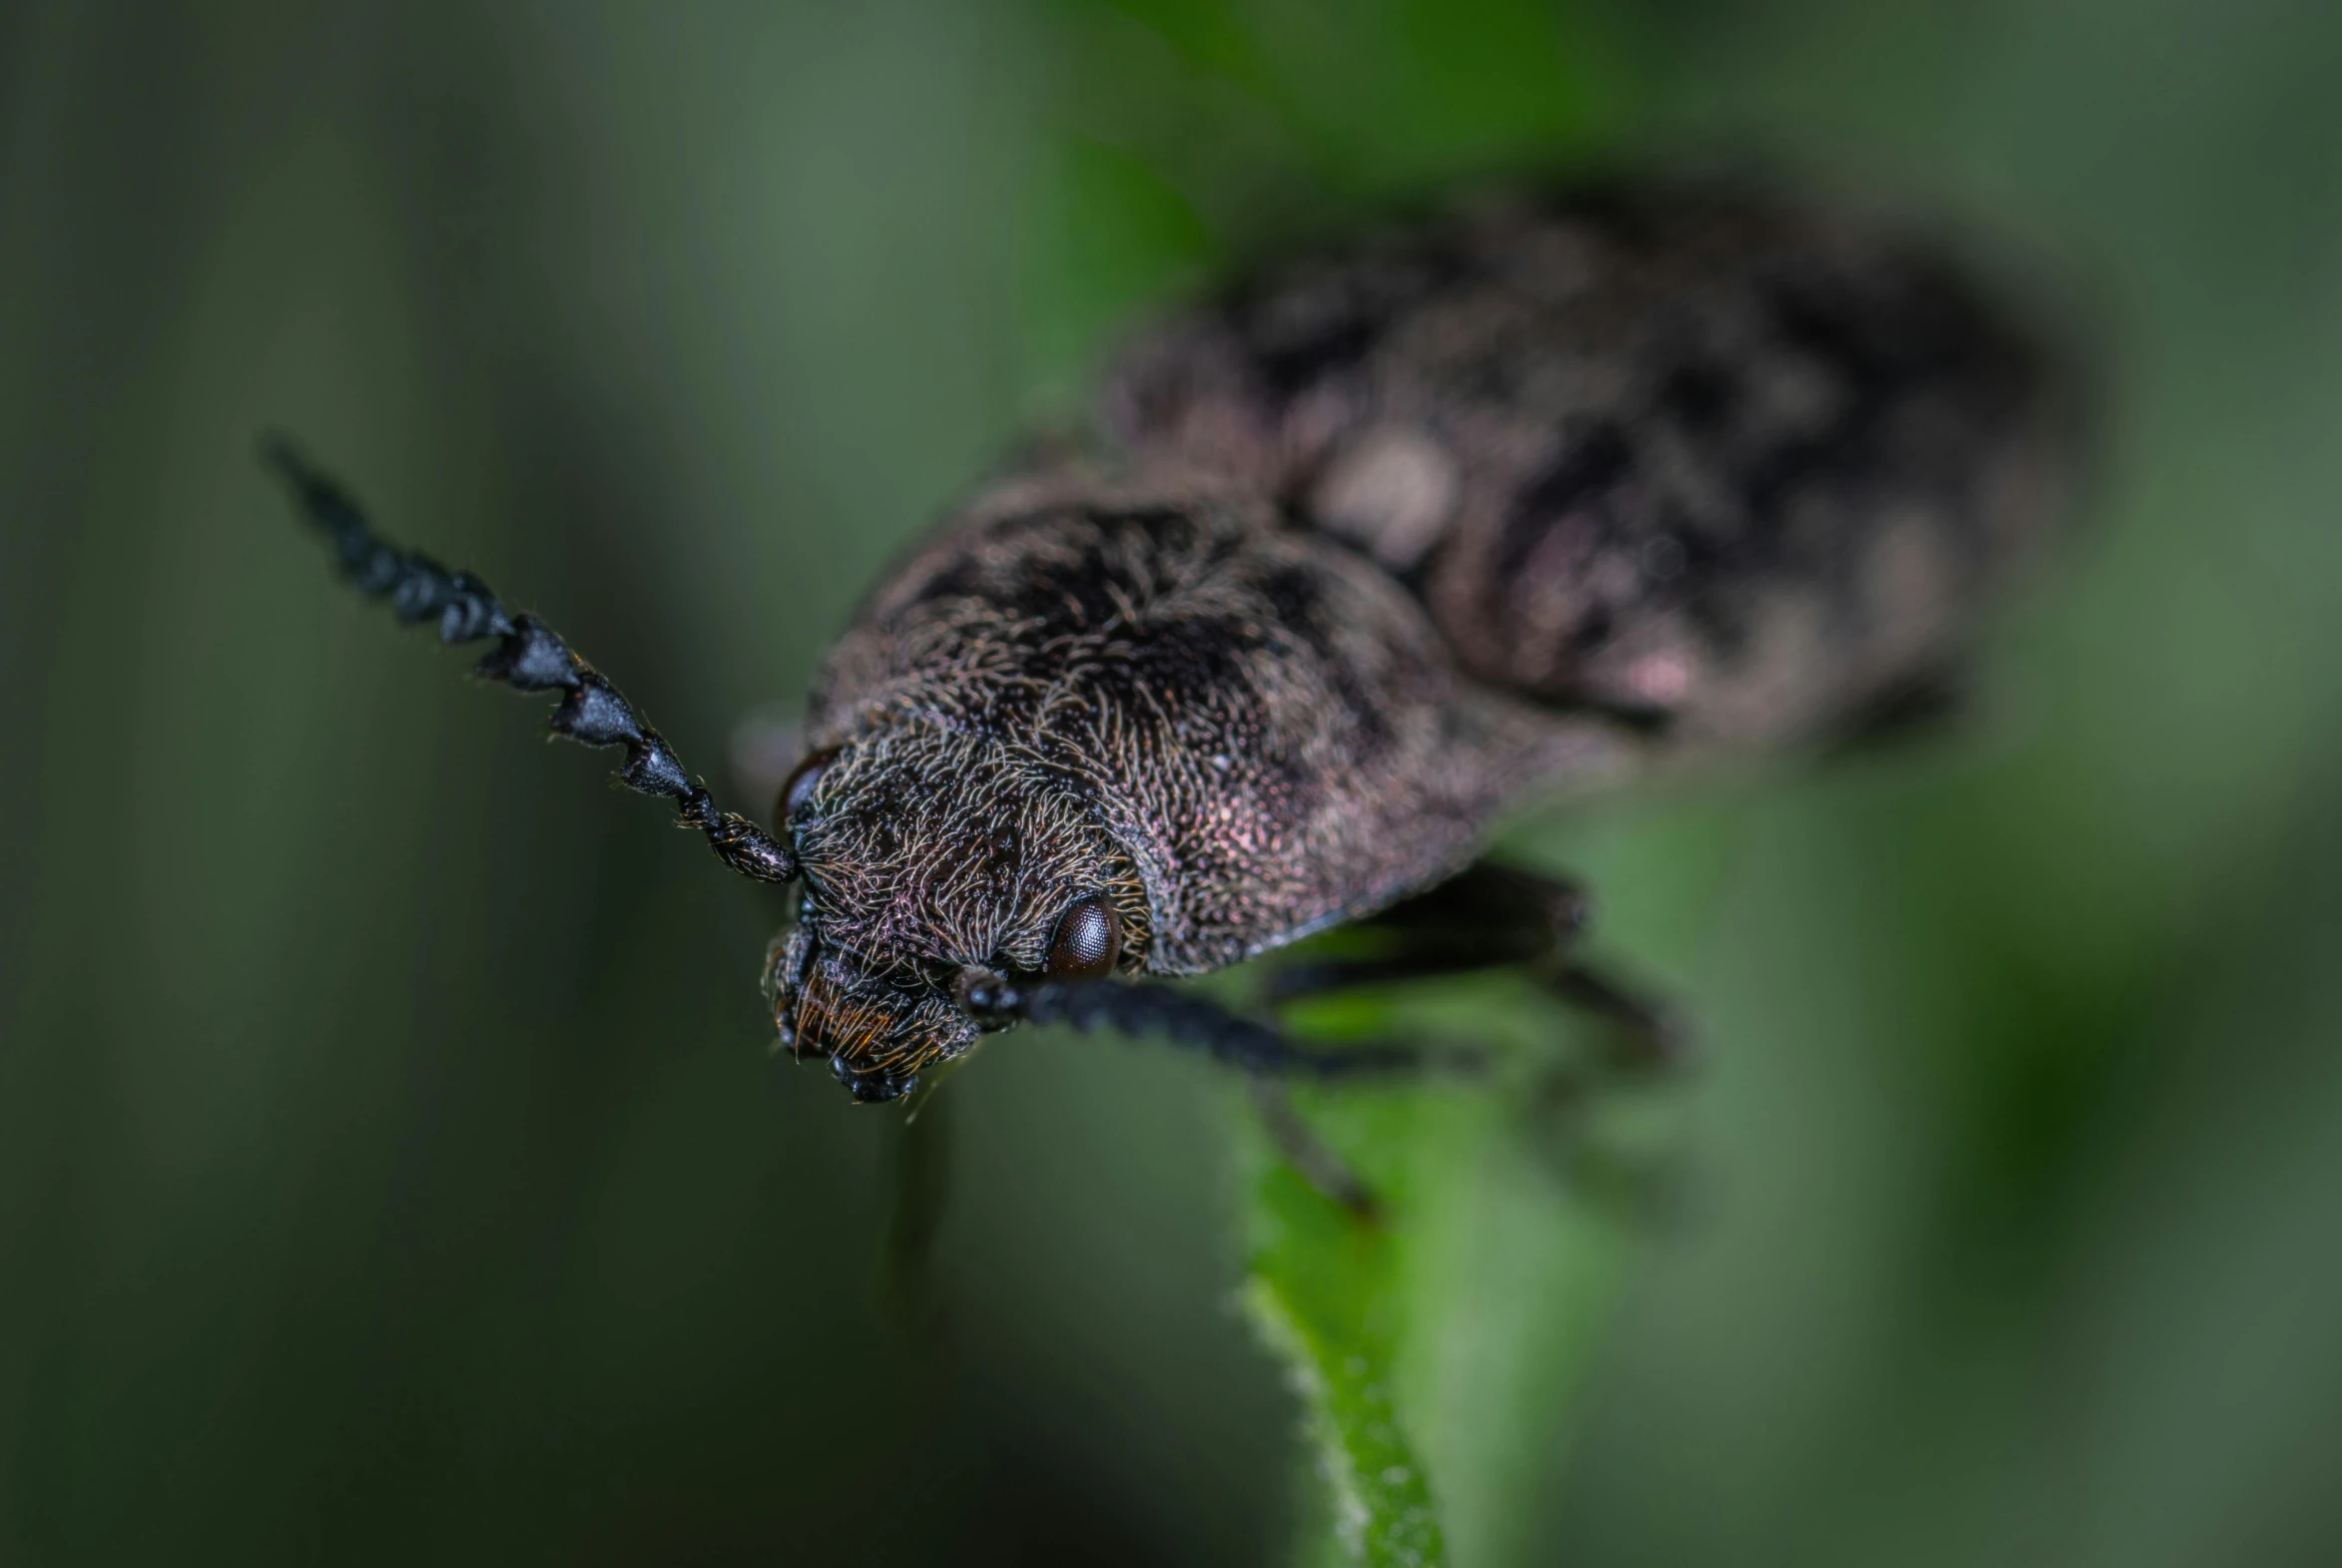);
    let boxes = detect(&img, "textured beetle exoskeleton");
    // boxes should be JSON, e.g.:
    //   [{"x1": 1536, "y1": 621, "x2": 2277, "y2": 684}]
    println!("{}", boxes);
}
[
  {"x1": 1102, "y1": 184, "x2": 2073, "y2": 749},
  {"x1": 769, "y1": 185, "x2": 2075, "y2": 1096},
  {"x1": 280, "y1": 180, "x2": 2081, "y2": 1106}
]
